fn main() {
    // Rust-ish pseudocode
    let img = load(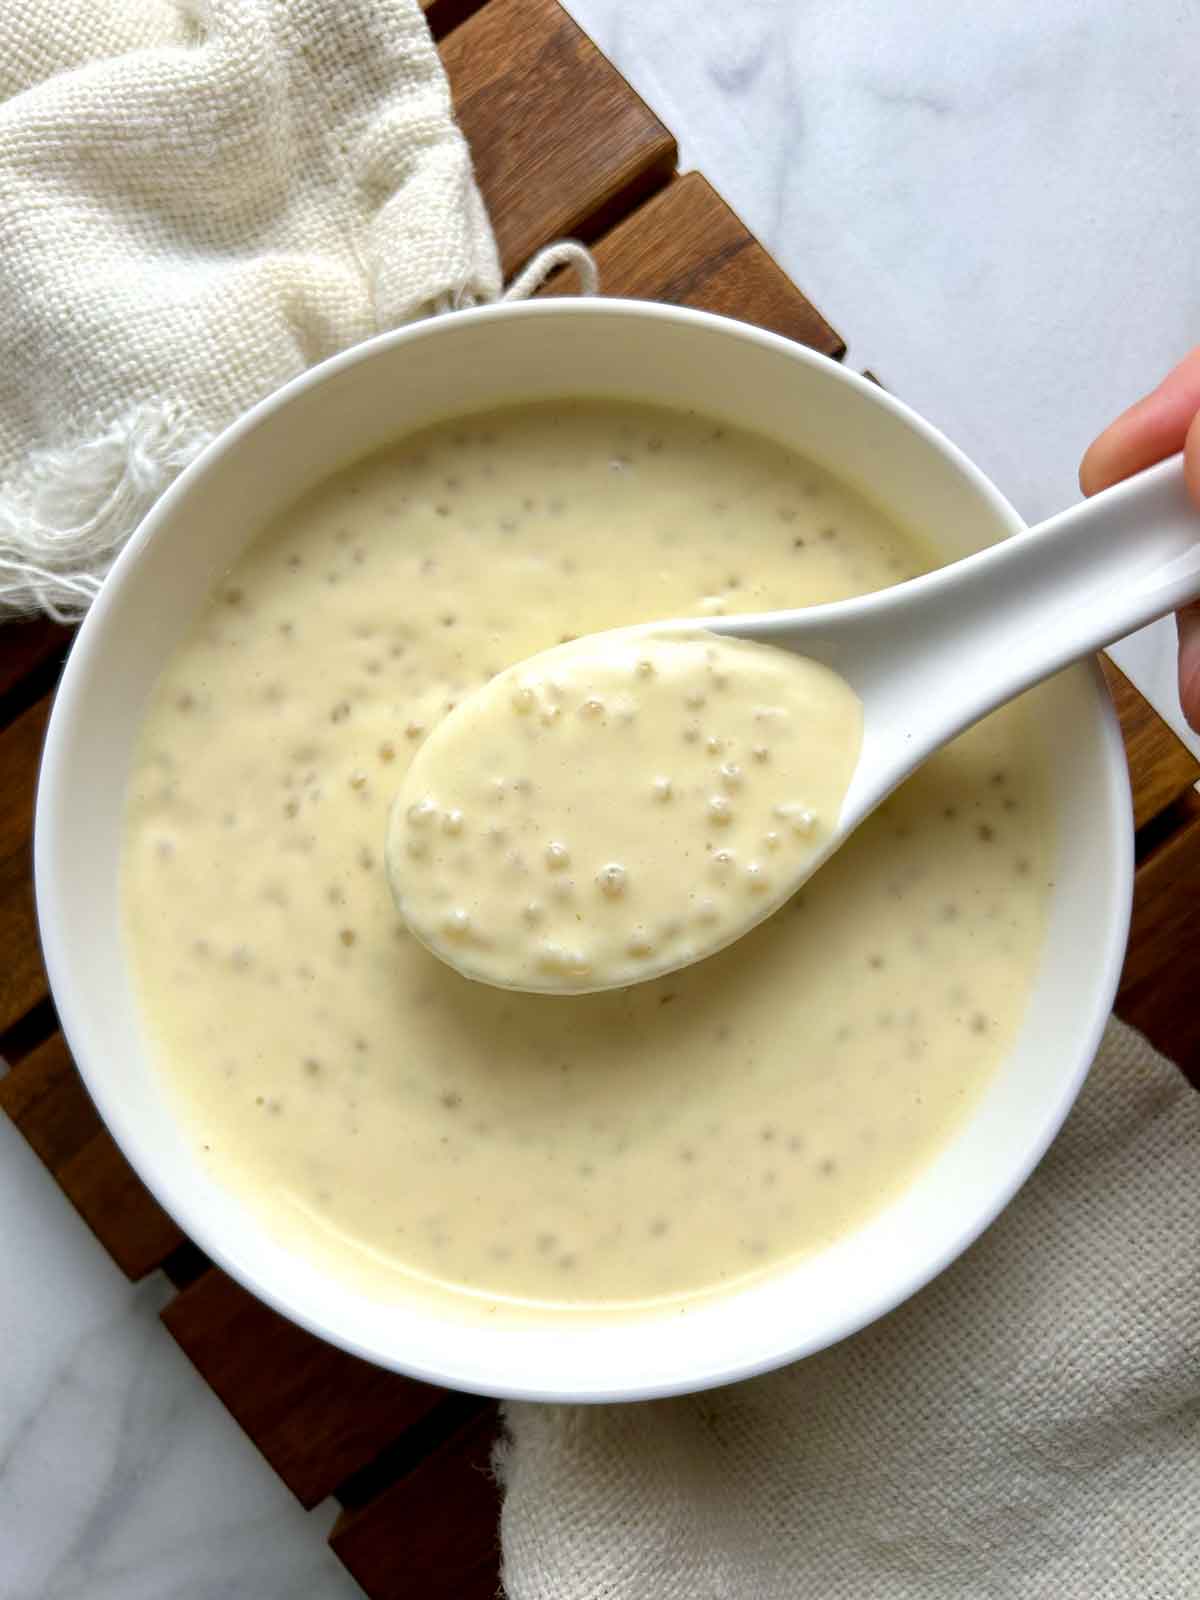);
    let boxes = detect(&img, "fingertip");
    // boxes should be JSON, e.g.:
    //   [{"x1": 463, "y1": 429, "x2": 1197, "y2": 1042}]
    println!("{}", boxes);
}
[
  {"x1": 1078, "y1": 396, "x2": 1153, "y2": 497},
  {"x1": 1184, "y1": 409, "x2": 1200, "y2": 510},
  {"x1": 1080, "y1": 346, "x2": 1200, "y2": 497},
  {"x1": 1078, "y1": 438, "x2": 1107, "y2": 497}
]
